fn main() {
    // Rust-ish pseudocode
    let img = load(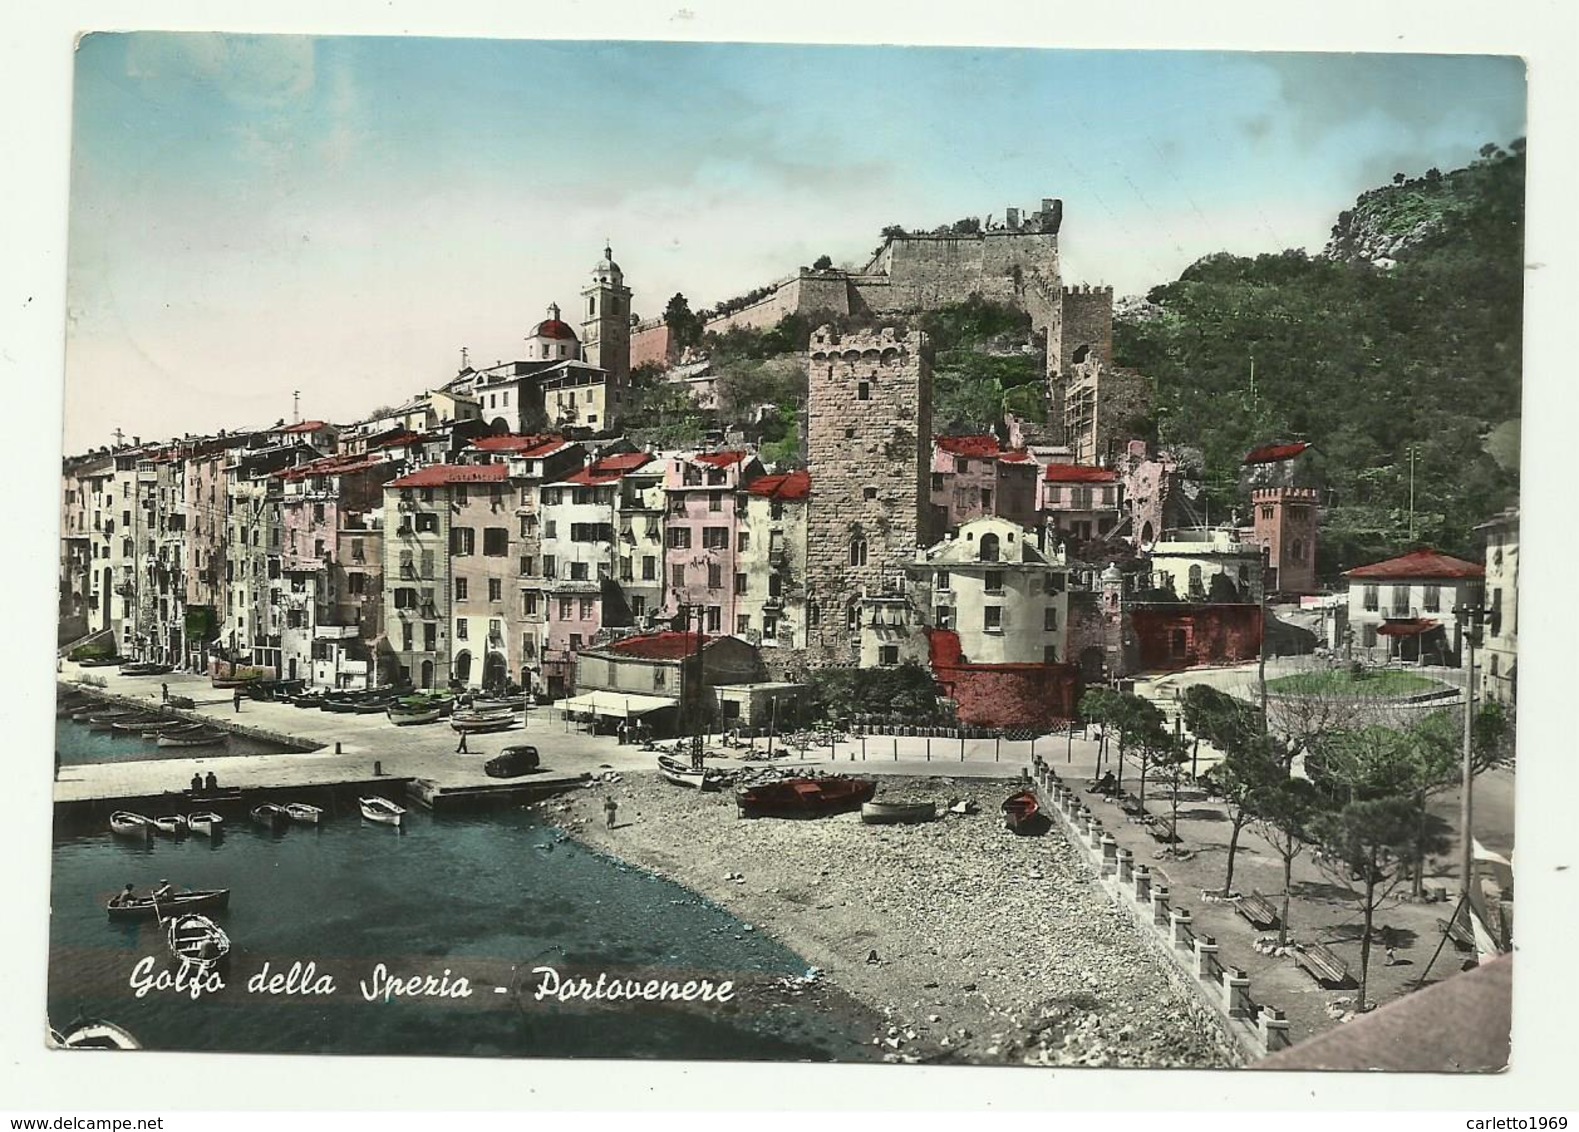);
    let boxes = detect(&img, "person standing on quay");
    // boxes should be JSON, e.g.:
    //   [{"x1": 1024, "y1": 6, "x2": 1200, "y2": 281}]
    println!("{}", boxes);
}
[
  {"x1": 456, "y1": 730, "x2": 469, "y2": 754},
  {"x1": 603, "y1": 795, "x2": 618, "y2": 830},
  {"x1": 233, "y1": 689, "x2": 242, "y2": 713}
]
